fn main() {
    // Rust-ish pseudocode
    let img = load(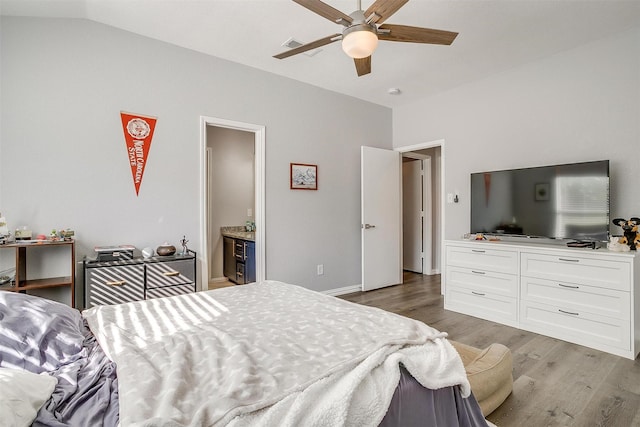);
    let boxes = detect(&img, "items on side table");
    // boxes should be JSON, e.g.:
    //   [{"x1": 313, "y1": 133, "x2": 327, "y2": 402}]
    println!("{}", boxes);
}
[{"x1": 0, "y1": 240, "x2": 76, "y2": 307}]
